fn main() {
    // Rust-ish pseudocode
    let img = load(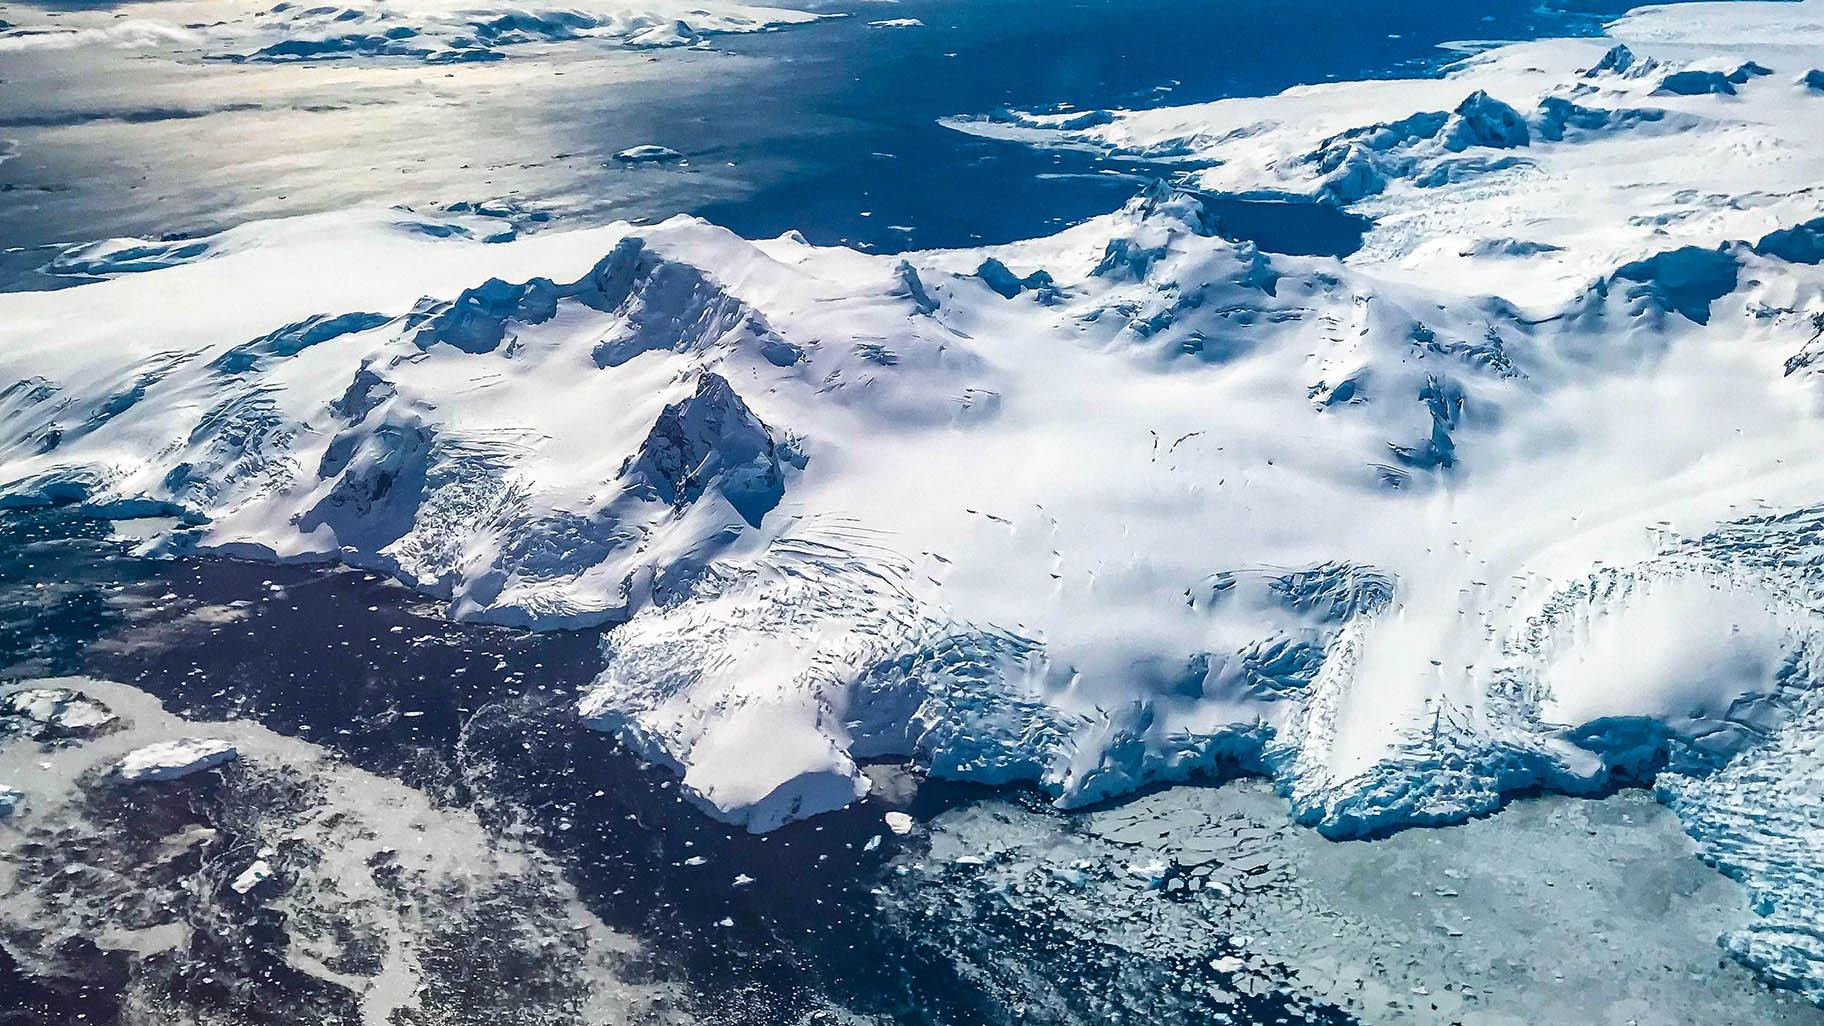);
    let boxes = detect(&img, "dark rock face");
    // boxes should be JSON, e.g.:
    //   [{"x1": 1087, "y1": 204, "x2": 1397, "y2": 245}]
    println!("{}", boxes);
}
[
  {"x1": 1611, "y1": 246, "x2": 1742, "y2": 324},
  {"x1": 1755, "y1": 217, "x2": 1824, "y2": 265},
  {"x1": 404, "y1": 236, "x2": 802, "y2": 366},
  {"x1": 213, "y1": 312, "x2": 391, "y2": 373},
  {"x1": 1583, "y1": 44, "x2": 1640, "y2": 77},
  {"x1": 581, "y1": 239, "x2": 802, "y2": 369},
  {"x1": 893, "y1": 260, "x2": 941, "y2": 315},
  {"x1": 1533, "y1": 96, "x2": 1666, "y2": 143},
  {"x1": 1441, "y1": 91, "x2": 1530, "y2": 152},
  {"x1": 1655, "y1": 69, "x2": 1738, "y2": 96},
  {"x1": 299, "y1": 420, "x2": 436, "y2": 551},
  {"x1": 410, "y1": 276, "x2": 561, "y2": 353},
  {"x1": 620, "y1": 373, "x2": 787, "y2": 528},
  {"x1": 975, "y1": 258, "x2": 1060, "y2": 303}
]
